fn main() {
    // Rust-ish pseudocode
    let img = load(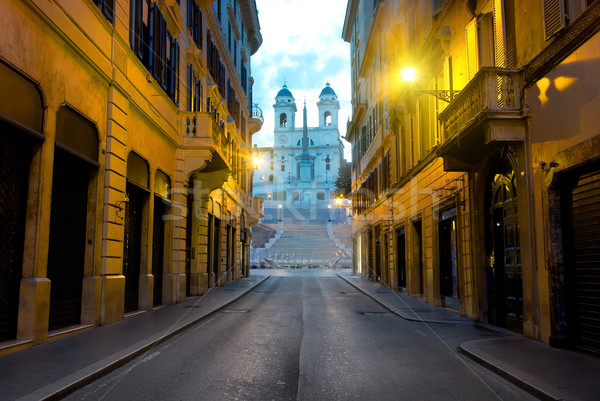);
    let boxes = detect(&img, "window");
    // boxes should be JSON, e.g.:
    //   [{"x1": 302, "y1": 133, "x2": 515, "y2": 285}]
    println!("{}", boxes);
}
[
  {"x1": 187, "y1": 0, "x2": 203, "y2": 49},
  {"x1": 281, "y1": 164, "x2": 285, "y2": 171},
  {"x1": 187, "y1": 65, "x2": 202, "y2": 112},
  {"x1": 296, "y1": 138, "x2": 315, "y2": 146},
  {"x1": 543, "y1": 0, "x2": 595, "y2": 39},
  {"x1": 130, "y1": 1, "x2": 179, "y2": 104},
  {"x1": 280, "y1": 113, "x2": 287, "y2": 127},
  {"x1": 432, "y1": 0, "x2": 445, "y2": 16},
  {"x1": 324, "y1": 111, "x2": 331, "y2": 126},
  {"x1": 93, "y1": 0, "x2": 114, "y2": 22}
]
